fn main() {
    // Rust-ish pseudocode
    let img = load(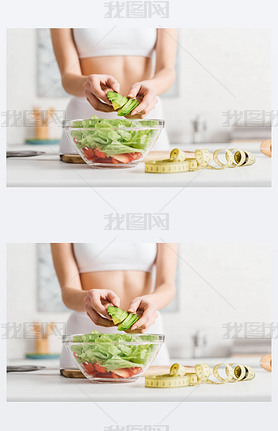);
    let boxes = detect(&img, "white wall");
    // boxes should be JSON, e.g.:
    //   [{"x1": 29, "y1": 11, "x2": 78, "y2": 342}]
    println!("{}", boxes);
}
[
  {"x1": 163, "y1": 243, "x2": 272, "y2": 357},
  {"x1": 7, "y1": 243, "x2": 271, "y2": 359},
  {"x1": 6, "y1": 28, "x2": 271, "y2": 144}
]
